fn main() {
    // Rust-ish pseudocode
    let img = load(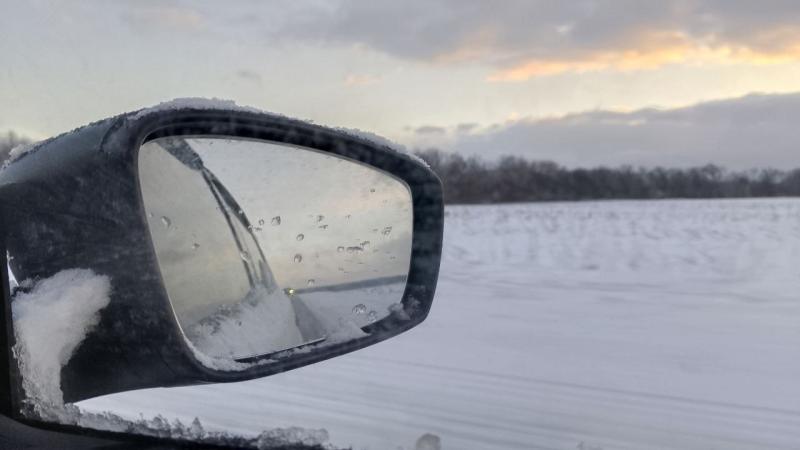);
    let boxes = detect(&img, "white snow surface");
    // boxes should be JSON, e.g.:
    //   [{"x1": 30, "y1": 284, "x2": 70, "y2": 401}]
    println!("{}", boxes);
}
[
  {"x1": 12, "y1": 269, "x2": 111, "y2": 420},
  {"x1": 80, "y1": 198, "x2": 800, "y2": 449}
]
